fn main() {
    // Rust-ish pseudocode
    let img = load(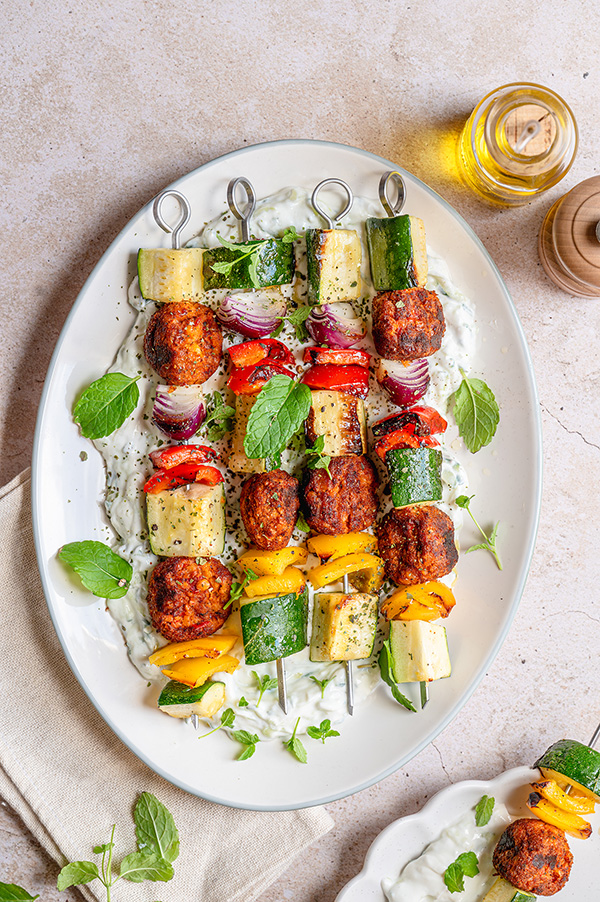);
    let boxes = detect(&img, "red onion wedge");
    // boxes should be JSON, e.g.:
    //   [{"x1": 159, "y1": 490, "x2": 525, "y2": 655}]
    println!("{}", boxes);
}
[
  {"x1": 217, "y1": 290, "x2": 287, "y2": 338},
  {"x1": 152, "y1": 384, "x2": 206, "y2": 440},
  {"x1": 306, "y1": 303, "x2": 366, "y2": 348},
  {"x1": 376, "y1": 358, "x2": 430, "y2": 407}
]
